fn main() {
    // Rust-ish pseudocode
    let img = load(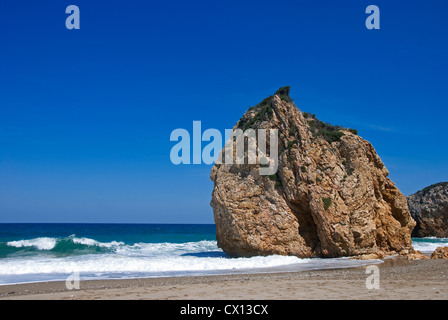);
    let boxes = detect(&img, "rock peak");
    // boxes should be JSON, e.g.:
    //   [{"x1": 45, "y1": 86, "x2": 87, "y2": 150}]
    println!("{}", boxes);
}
[{"x1": 211, "y1": 87, "x2": 416, "y2": 258}]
